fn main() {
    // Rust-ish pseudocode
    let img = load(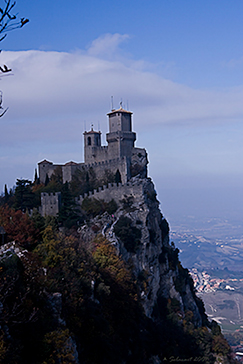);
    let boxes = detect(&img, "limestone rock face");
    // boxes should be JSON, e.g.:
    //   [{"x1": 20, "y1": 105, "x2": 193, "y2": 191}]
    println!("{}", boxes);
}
[{"x1": 84, "y1": 176, "x2": 203, "y2": 326}]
